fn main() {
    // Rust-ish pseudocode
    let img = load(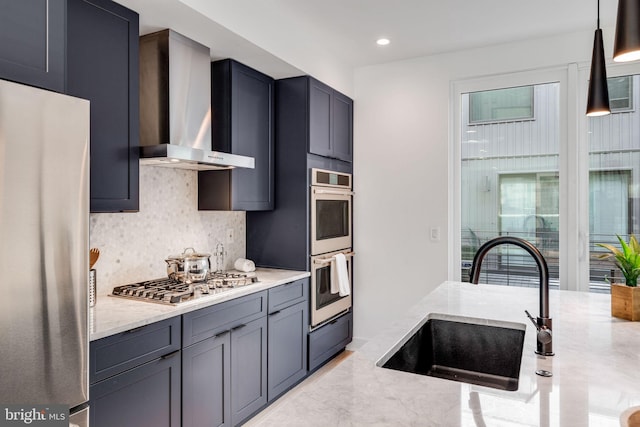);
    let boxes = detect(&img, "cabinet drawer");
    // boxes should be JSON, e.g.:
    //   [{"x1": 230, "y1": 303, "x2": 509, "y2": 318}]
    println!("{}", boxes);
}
[
  {"x1": 90, "y1": 317, "x2": 181, "y2": 384},
  {"x1": 183, "y1": 291, "x2": 267, "y2": 347},
  {"x1": 268, "y1": 278, "x2": 309, "y2": 313},
  {"x1": 308, "y1": 311, "x2": 352, "y2": 371}
]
